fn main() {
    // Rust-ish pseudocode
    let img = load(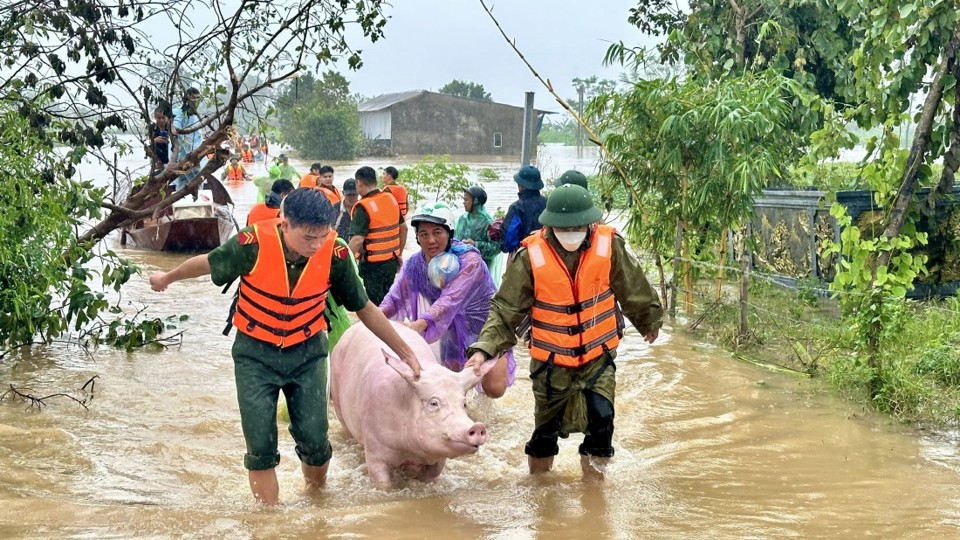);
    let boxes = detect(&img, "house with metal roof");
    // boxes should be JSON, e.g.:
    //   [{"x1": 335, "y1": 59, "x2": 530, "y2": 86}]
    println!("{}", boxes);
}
[{"x1": 358, "y1": 90, "x2": 547, "y2": 156}]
